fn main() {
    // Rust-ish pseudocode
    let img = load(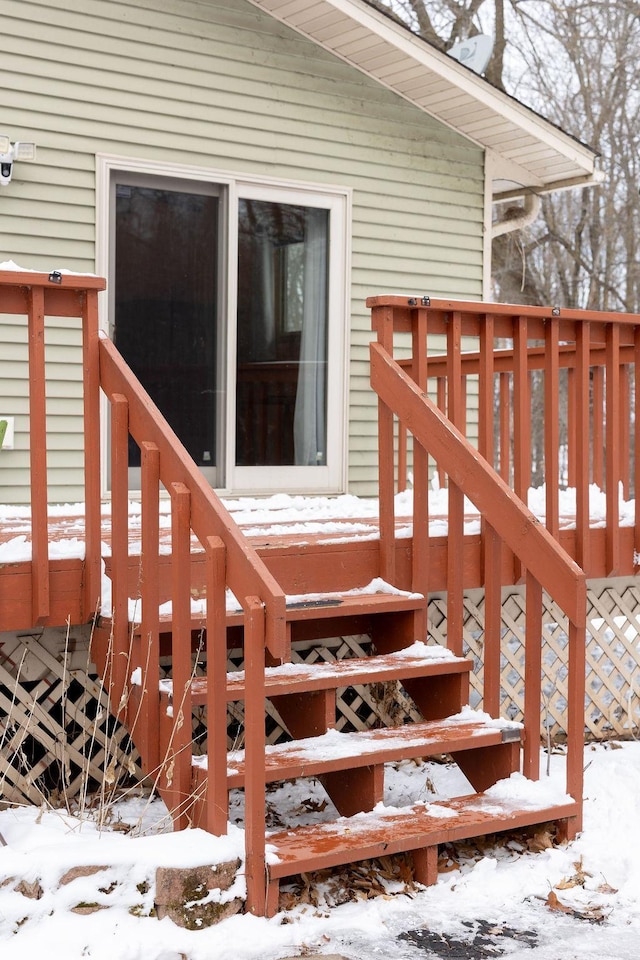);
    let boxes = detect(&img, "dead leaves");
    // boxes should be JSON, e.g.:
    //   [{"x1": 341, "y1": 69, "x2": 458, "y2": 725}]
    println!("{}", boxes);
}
[
  {"x1": 555, "y1": 857, "x2": 591, "y2": 890},
  {"x1": 543, "y1": 857, "x2": 614, "y2": 923},
  {"x1": 278, "y1": 853, "x2": 416, "y2": 912}
]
